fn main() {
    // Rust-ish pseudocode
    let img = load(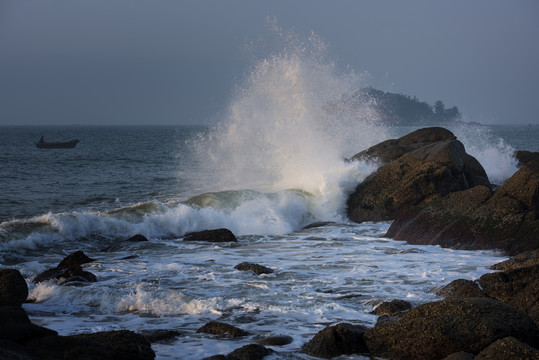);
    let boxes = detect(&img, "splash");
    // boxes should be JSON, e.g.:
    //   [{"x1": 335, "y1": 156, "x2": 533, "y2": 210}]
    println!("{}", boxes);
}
[{"x1": 191, "y1": 22, "x2": 386, "y2": 195}]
